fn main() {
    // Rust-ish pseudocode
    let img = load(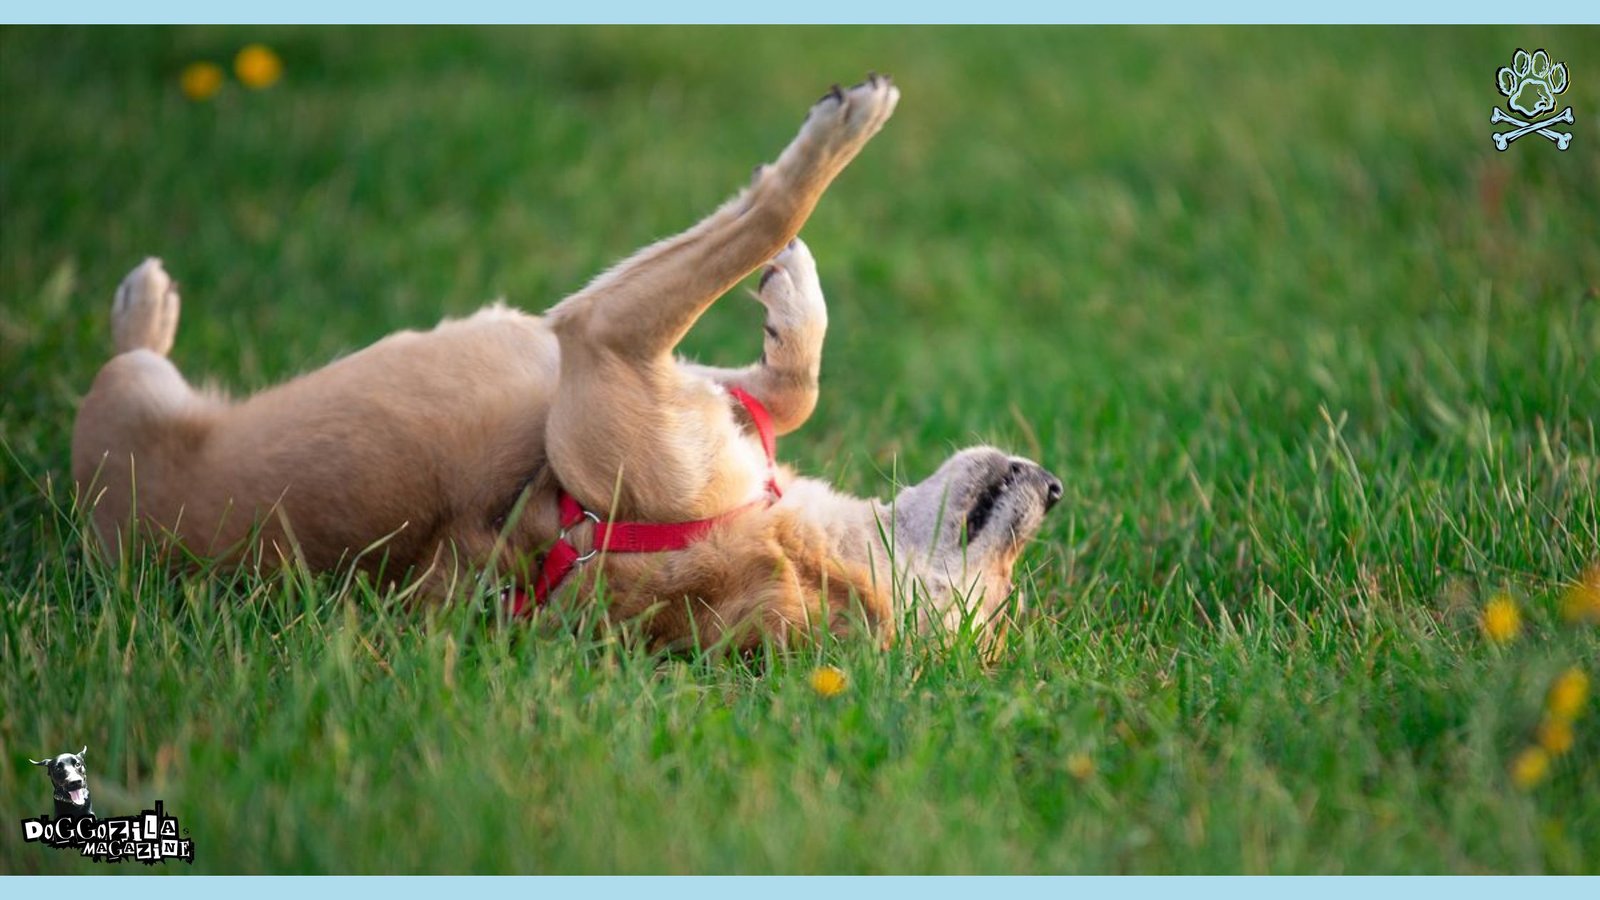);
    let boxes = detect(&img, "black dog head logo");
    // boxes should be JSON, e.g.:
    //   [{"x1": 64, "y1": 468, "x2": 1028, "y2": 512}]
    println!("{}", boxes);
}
[
  {"x1": 30, "y1": 747, "x2": 92, "y2": 814},
  {"x1": 1498, "y1": 48, "x2": 1568, "y2": 117}
]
